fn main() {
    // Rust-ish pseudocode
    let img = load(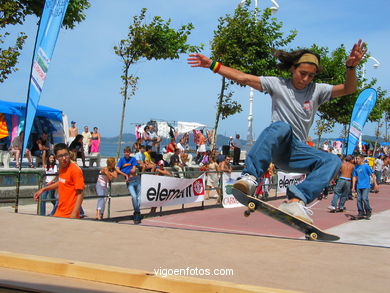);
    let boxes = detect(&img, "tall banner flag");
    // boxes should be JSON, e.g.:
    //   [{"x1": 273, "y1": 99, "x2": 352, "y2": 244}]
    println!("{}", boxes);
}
[
  {"x1": 346, "y1": 88, "x2": 377, "y2": 155},
  {"x1": 22, "y1": 0, "x2": 70, "y2": 160}
]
